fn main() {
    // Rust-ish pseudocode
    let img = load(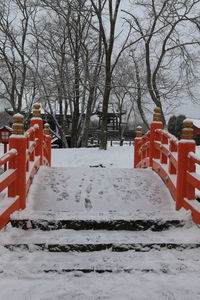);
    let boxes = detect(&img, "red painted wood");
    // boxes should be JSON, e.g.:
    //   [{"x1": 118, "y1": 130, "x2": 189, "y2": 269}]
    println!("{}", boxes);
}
[
  {"x1": 134, "y1": 114, "x2": 200, "y2": 225},
  {"x1": 0, "y1": 116, "x2": 51, "y2": 229}
]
